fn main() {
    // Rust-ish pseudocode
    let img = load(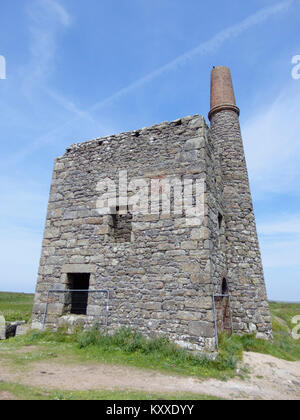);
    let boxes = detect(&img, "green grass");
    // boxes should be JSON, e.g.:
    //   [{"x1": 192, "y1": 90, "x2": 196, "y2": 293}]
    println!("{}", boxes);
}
[
  {"x1": 236, "y1": 301, "x2": 300, "y2": 361},
  {"x1": 209, "y1": 302, "x2": 300, "y2": 362},
  {"x1": 0, "y1": 292, "x2": 34, "y2": 322},
  {"x1": 1, "y1": 326, "x2": 242, "y2": 381},
  {"x1": 0, "y1": 293, "x2": 299, "y2": 400},
  {"x1": 270, "y1": 301, "x2": 300, "y2": 331},
  {"x1": 0, "y1": 382, "x2": 221, "y2": 400},
  {"x1": 0, "y1": 292, "x2": 299, "y2": 382}
]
